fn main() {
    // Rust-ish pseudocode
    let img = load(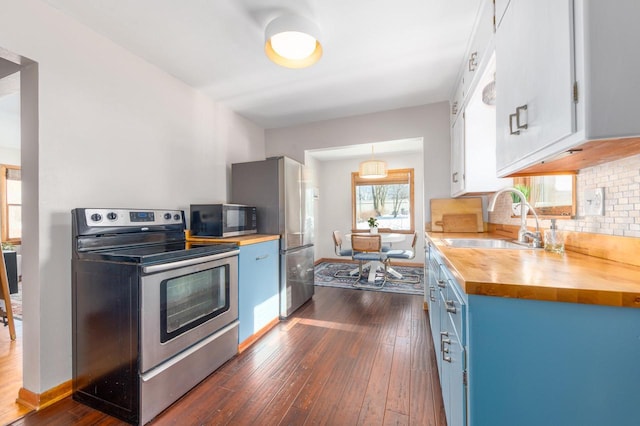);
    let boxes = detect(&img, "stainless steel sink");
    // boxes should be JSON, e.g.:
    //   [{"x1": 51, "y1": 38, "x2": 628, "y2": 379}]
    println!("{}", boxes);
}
[{"x1": 442, "y1": 238, "x2": 532, "y2": 249}]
